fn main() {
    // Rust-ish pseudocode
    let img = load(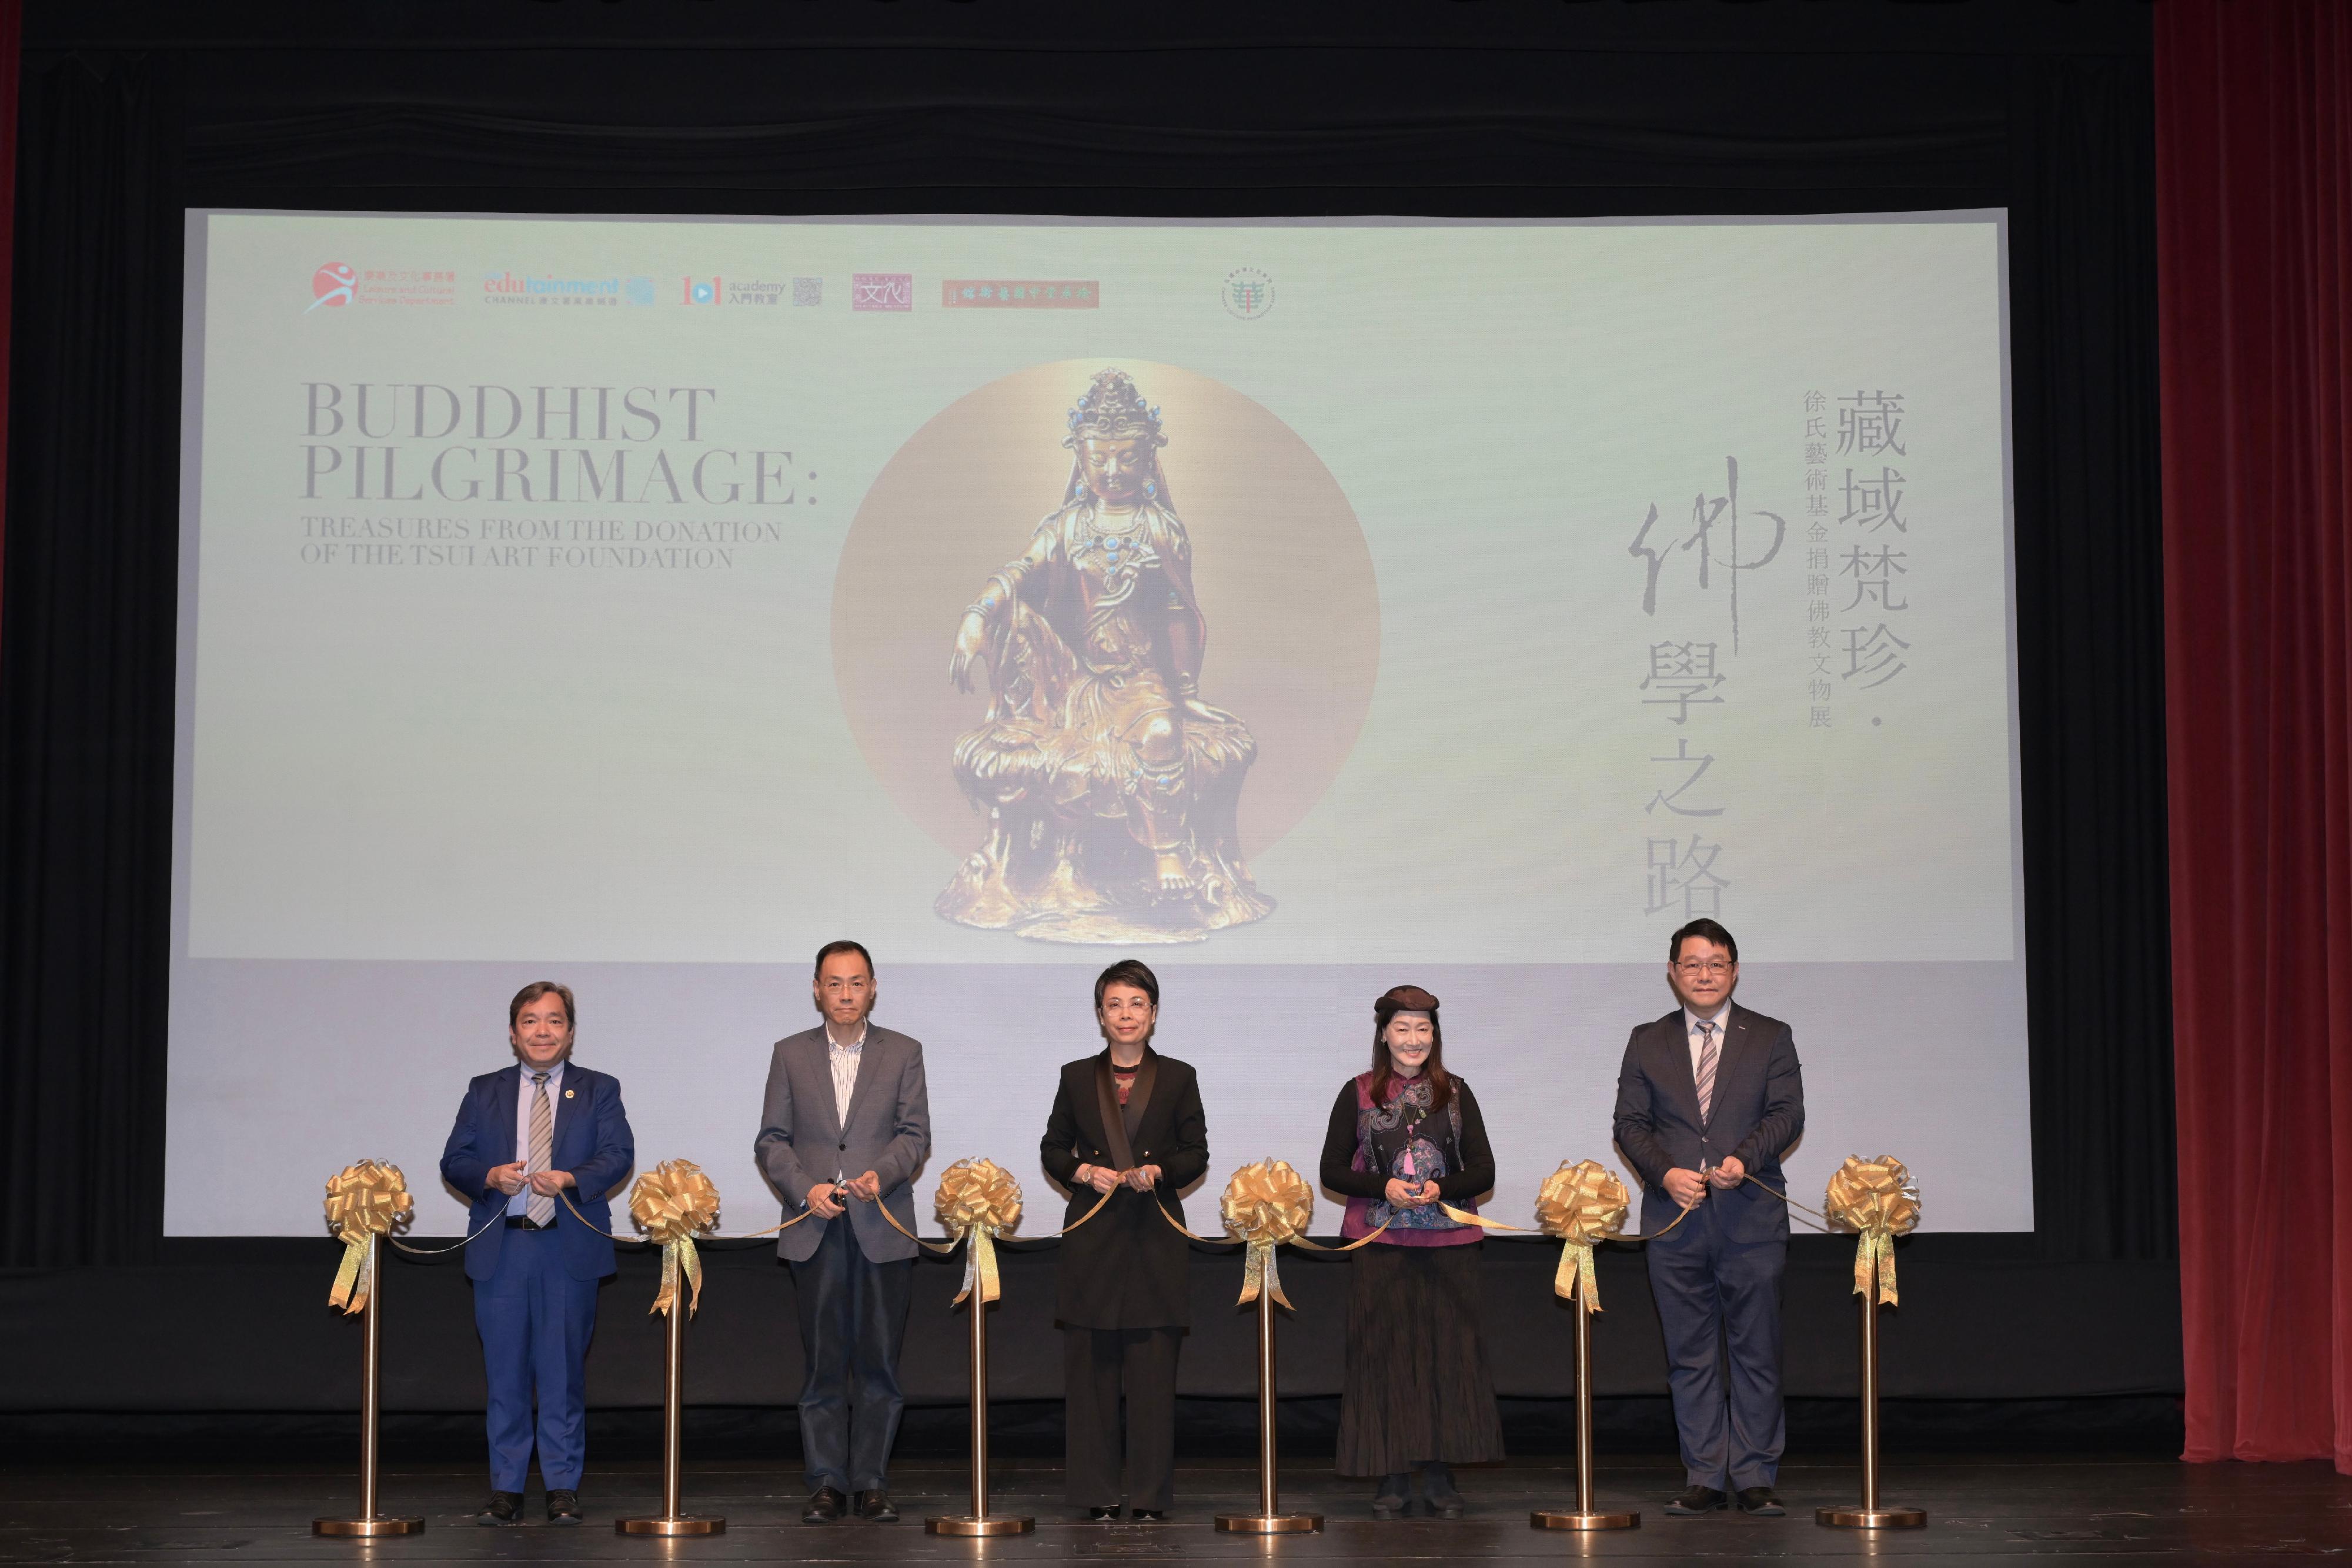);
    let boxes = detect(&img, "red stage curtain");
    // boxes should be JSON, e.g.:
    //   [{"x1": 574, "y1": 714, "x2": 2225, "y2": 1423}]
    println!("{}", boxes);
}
[{"x1": 2159, "y1": 0, "x2": 2352, "y2": 1471}]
